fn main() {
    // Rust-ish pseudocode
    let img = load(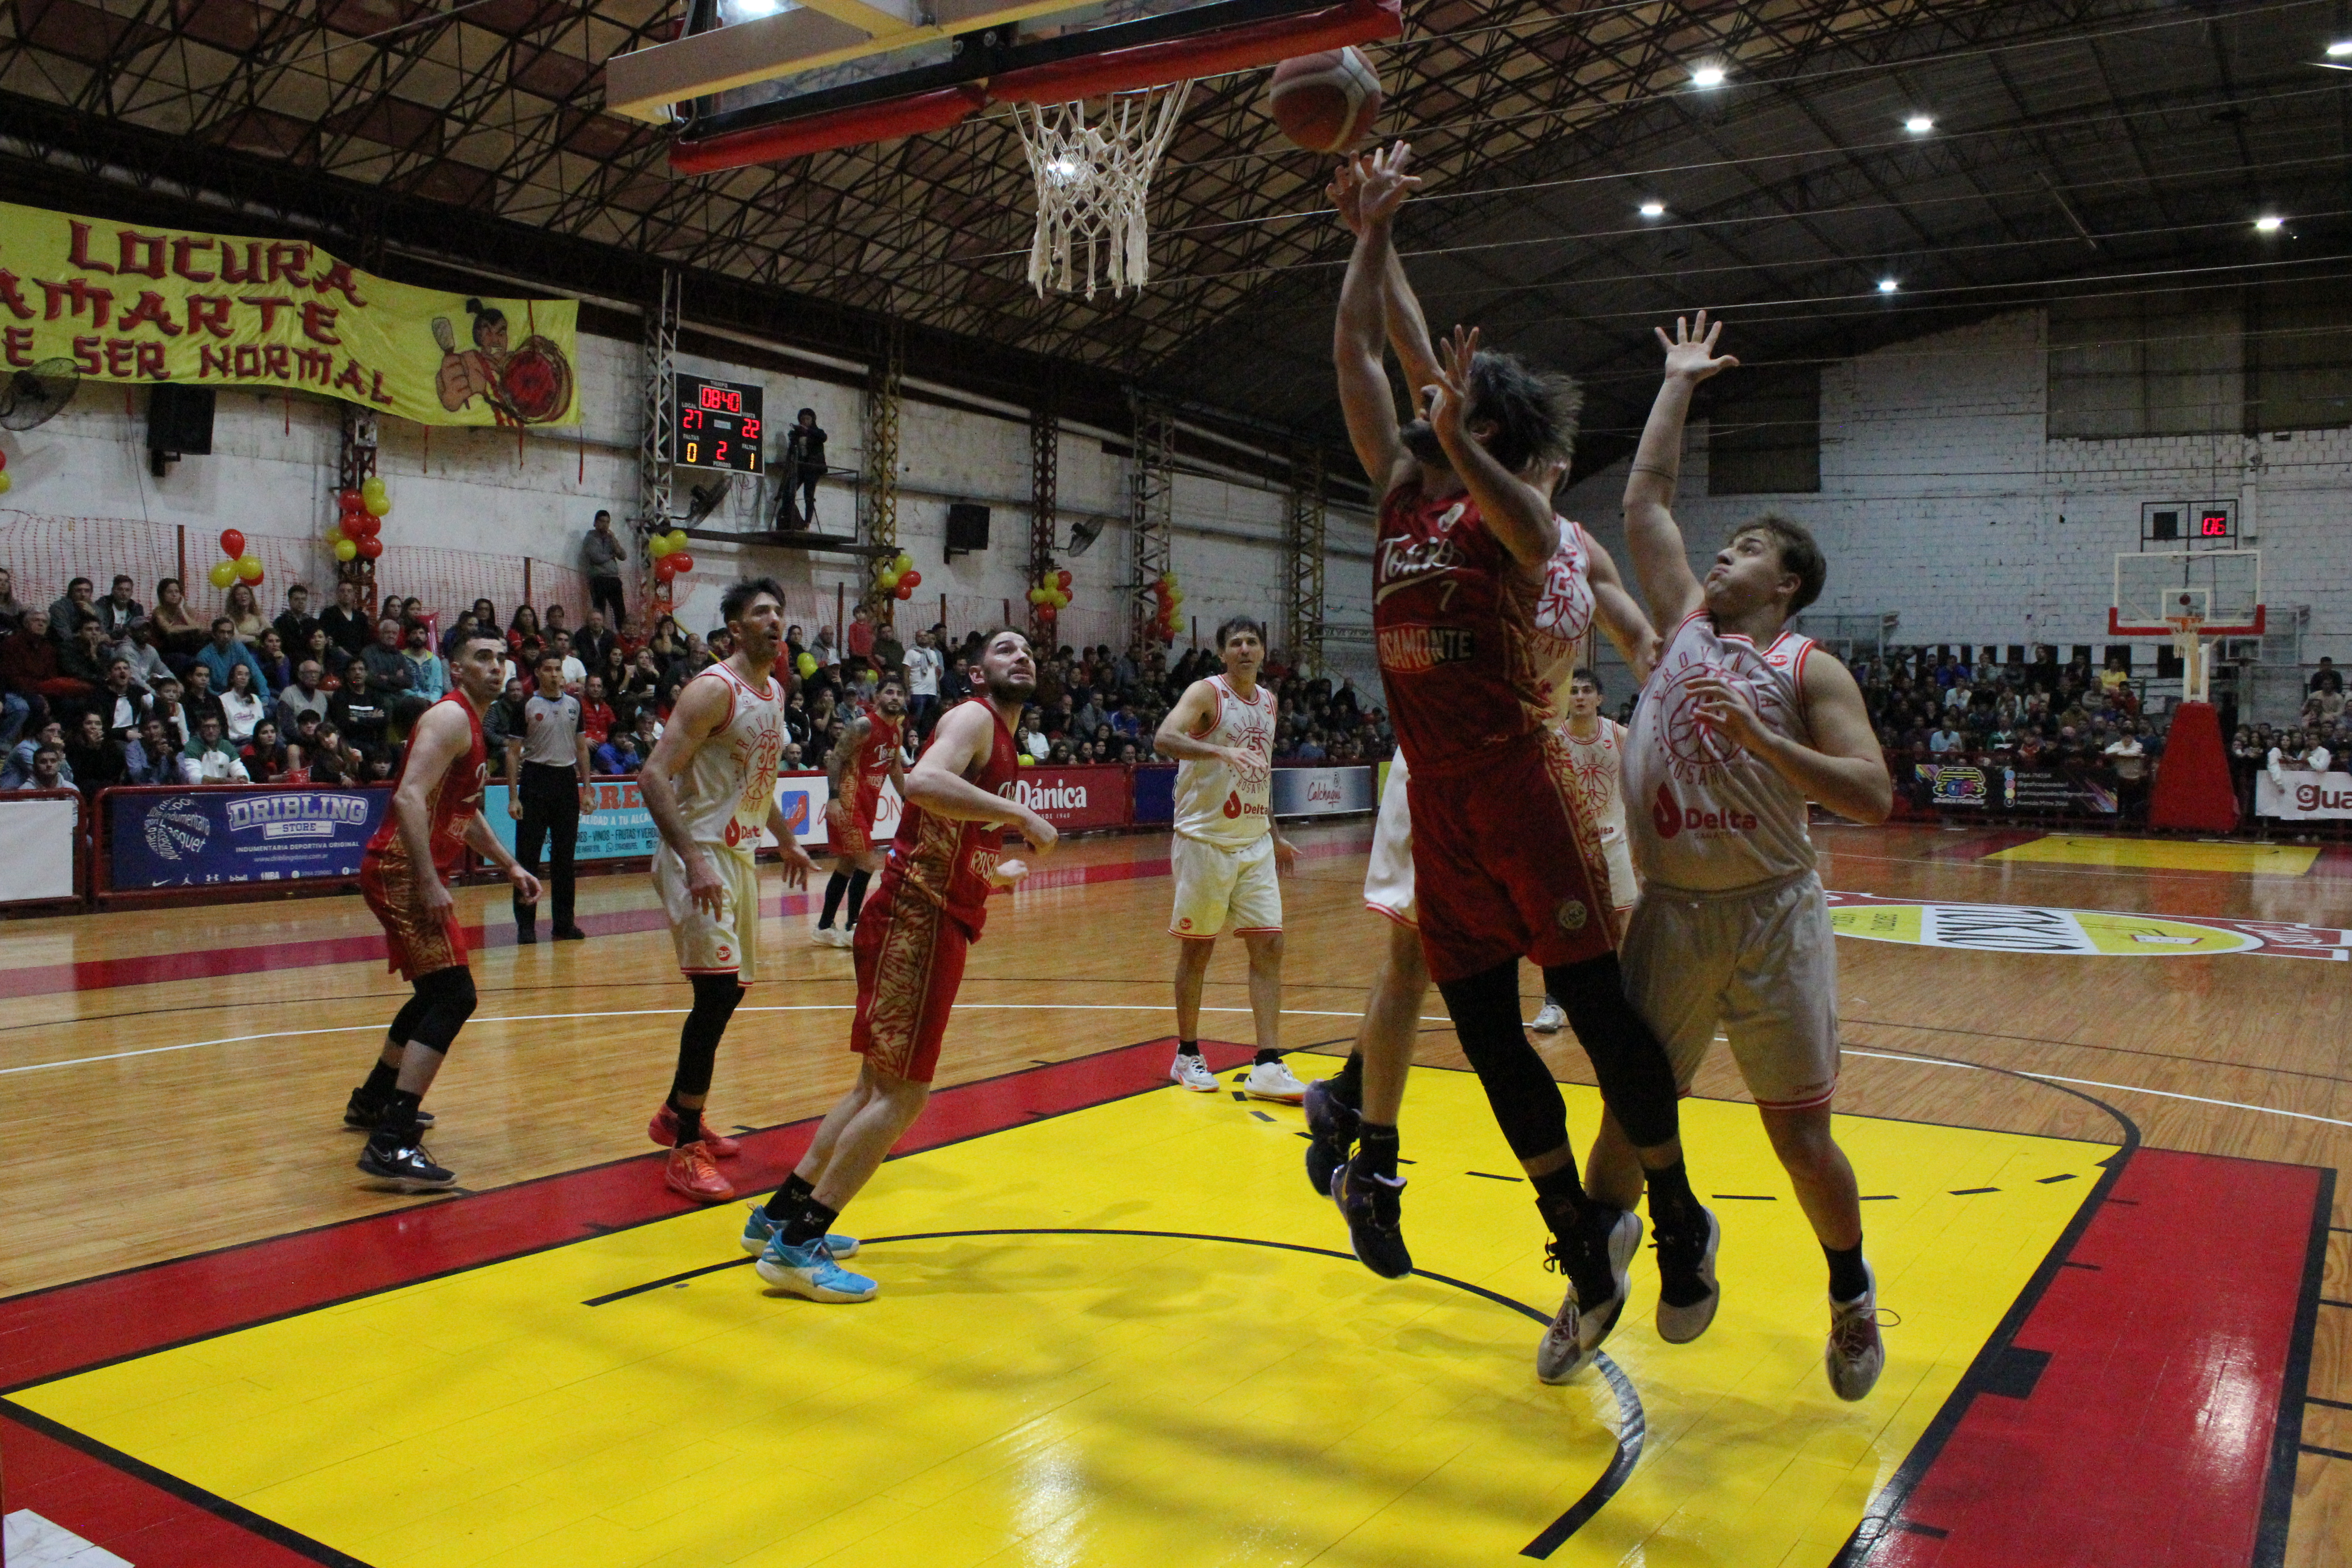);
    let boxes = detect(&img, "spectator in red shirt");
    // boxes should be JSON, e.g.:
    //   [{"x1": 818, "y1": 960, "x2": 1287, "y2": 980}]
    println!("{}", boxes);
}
[
  {"x1": 845, "y1": 603, "x2": 876, "y2": 661},
  {"x1": 579, "y1": 675, "x2": 614, "y2": 746}
]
